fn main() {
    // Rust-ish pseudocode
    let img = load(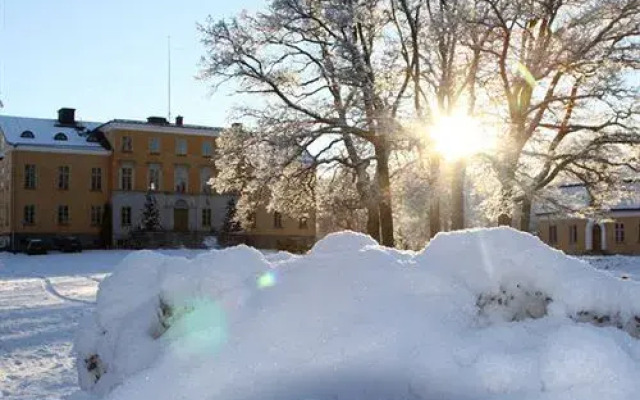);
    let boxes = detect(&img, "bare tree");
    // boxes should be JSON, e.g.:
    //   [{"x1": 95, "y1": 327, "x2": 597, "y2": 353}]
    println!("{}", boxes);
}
[
  {"x1": 199, "y1": 0, "x2": 431, "y2": 246},
  {"x1": 473, "y1": 0, "x2": 639, "y2": 229}
]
